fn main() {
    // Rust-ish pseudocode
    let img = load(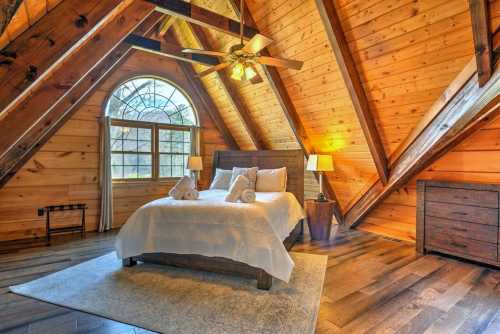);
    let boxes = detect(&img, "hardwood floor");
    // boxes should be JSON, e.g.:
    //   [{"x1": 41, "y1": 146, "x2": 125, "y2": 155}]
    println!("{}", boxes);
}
[{"x1": 0, "y1": 228, "x2": 499, "y2": 334}]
